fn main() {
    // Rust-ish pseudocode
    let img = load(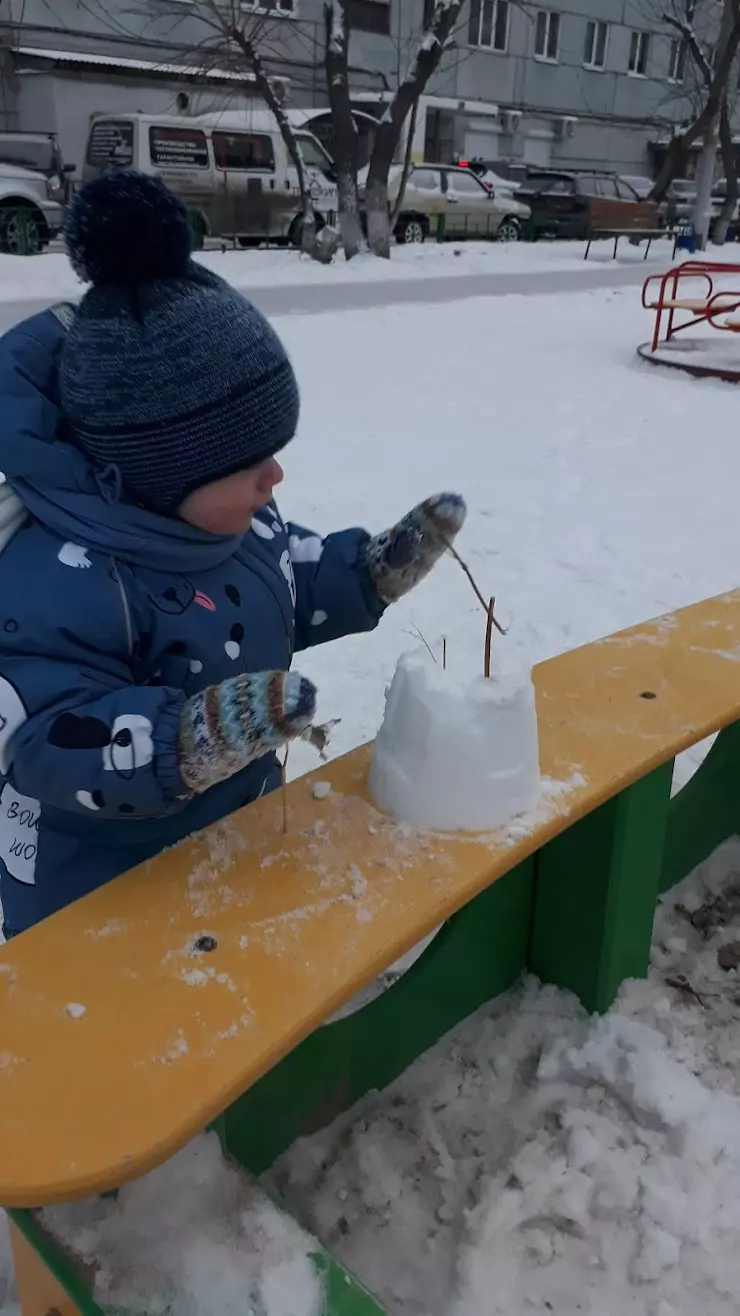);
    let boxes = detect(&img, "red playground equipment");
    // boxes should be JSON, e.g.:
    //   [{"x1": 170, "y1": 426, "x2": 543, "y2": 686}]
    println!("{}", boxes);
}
[{"x1": 639, "y1": 260, "x2": 740, "y2": 380}]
